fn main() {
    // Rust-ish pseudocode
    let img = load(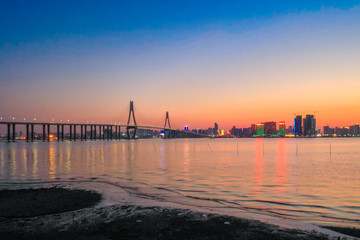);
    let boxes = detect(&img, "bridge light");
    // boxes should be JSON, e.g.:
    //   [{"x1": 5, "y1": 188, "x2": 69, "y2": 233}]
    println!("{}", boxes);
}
[
  {"x1": 34, "y1": 118, "x2": 36, "y2": 121},
  {"x1": 0, "y1": 116, "x2": 2, "y2": 120},
  {"x1": 24, "y1": 118, "x2": 26, "y2": 121},
  {"x1": 12, "y1": 117, "x2": 15, "y2": 121}
]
